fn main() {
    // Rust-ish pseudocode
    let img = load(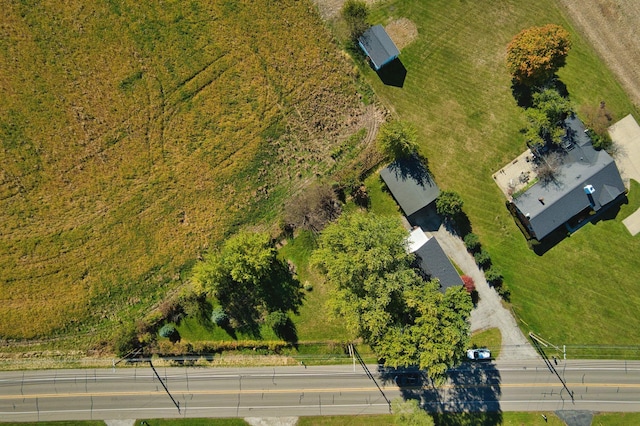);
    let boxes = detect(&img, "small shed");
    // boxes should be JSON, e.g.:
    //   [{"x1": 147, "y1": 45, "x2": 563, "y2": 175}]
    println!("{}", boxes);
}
[
  {"x1": 358, "y1": 25, "x2": 400, "y2": 70},
  {"x1": 407, "y1": 228, "x2": 463, "y2": 293},
  {"x1": 380, "y1": 156, "x2": 440, "y2": 223}
]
